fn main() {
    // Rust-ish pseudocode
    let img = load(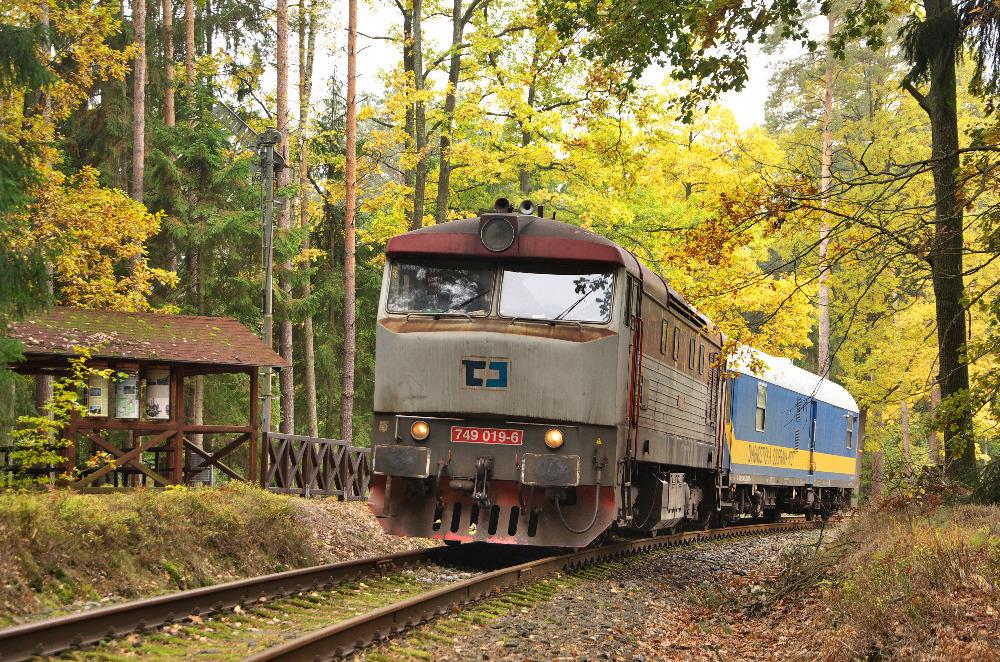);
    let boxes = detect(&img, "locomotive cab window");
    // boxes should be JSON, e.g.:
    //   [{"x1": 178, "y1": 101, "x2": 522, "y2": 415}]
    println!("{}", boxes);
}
[
  {"x1": 499, "y1": 265, "x2": 614, "y2": 323},
  {"x1": 688, "y1": 338, "x2": 696, "y2": 370},
  {"x1": 672, "y1": 325, "x2": 680, "y2": 359},
  {"x1": 698, "y1": 344, "x2": 705, "y2": 374},
  {"x1": 387, "y1": 260, "x2": 495, "y2": 315},
  {"x1": 755, "y1": 382, "x2": 767, "y2": 432},
  {"x1": 660, "y1": 321, "x2": 669, "y2": 354}
]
